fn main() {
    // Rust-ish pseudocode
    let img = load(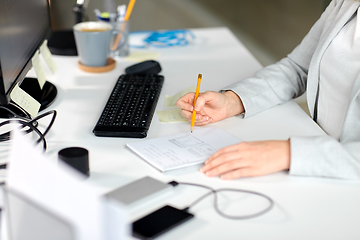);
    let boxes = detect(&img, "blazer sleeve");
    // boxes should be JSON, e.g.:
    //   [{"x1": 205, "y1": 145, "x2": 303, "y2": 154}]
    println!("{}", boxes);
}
[
  {"x1": 222, "y1": 0, "x2": 338, "y2": 118},
  {"x1": 290, "y1": 135, "x2": 360, "y2": 180}
]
